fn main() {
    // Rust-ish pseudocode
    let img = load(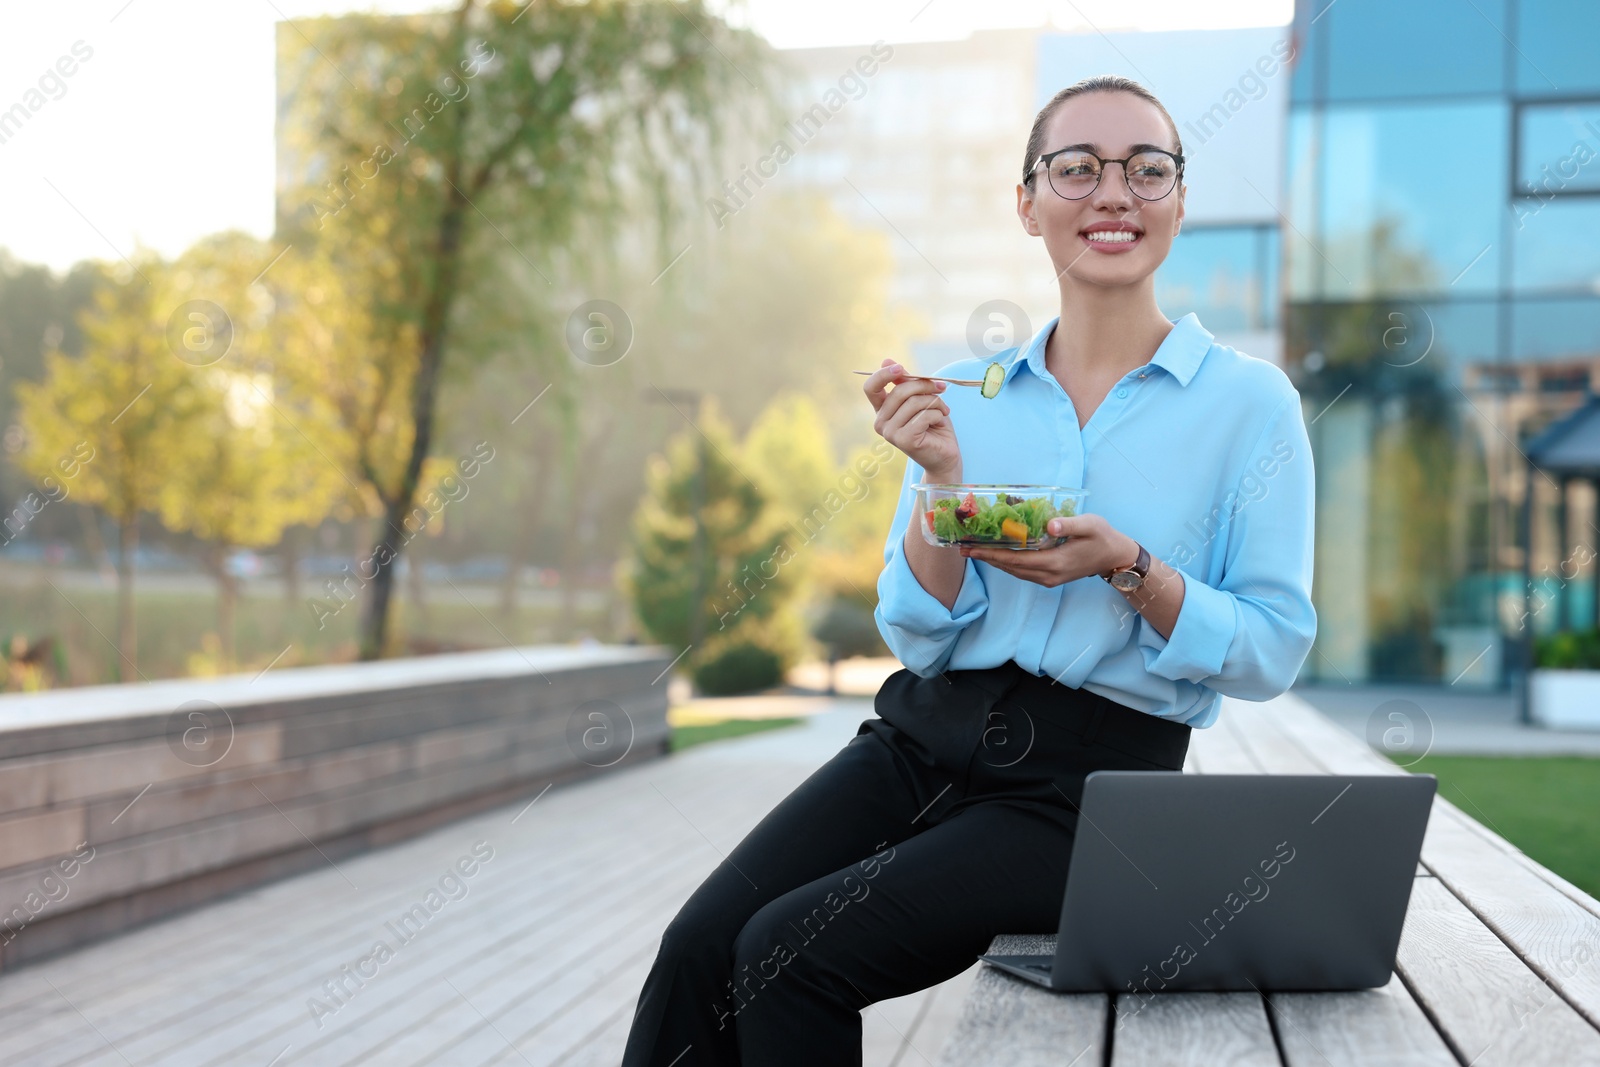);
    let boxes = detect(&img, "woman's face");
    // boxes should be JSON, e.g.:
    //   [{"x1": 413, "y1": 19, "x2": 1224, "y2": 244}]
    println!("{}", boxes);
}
[{"x1": 1016, "y1": 91, "x2": 1185, "y2": 289}]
